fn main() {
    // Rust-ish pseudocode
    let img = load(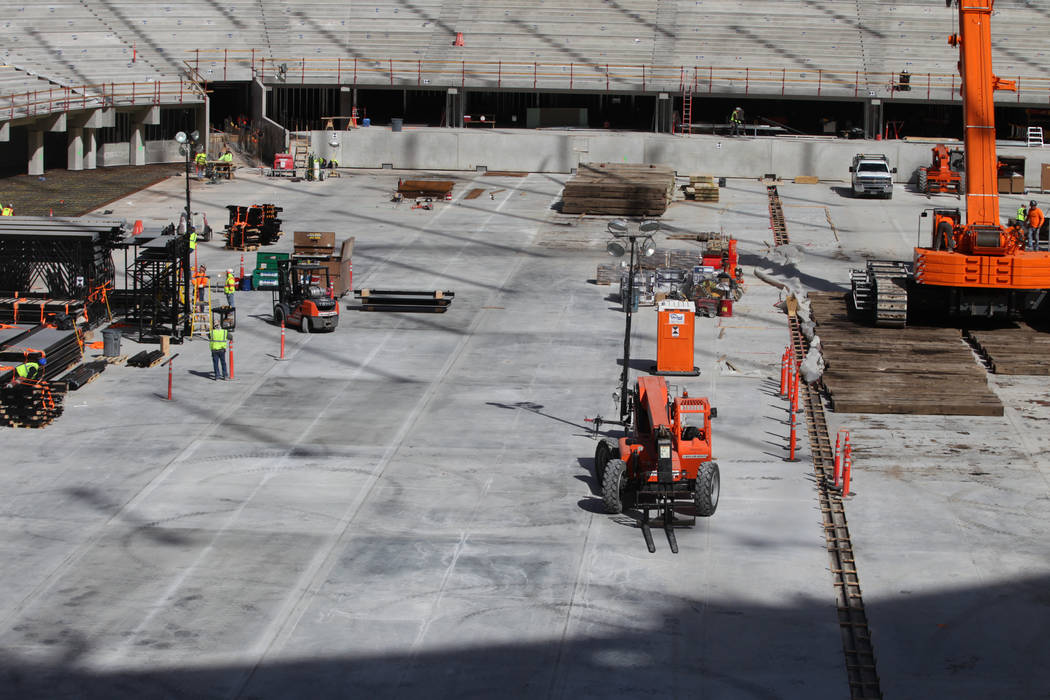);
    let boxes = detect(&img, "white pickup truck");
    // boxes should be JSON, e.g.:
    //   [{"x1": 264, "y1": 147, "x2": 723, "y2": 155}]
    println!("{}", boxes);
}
[{"x1": 849, "y1": 153, "x2": 897, "y2": 199}]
